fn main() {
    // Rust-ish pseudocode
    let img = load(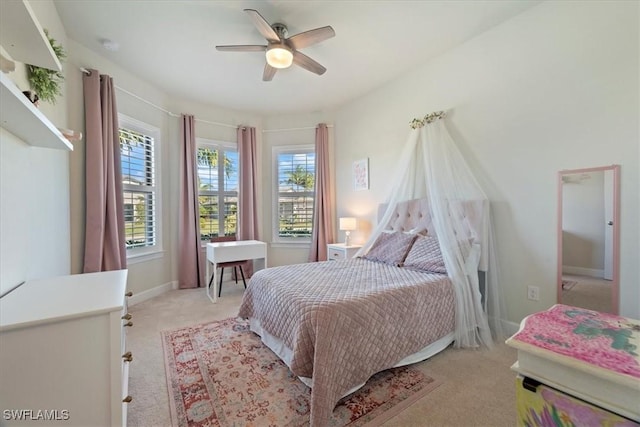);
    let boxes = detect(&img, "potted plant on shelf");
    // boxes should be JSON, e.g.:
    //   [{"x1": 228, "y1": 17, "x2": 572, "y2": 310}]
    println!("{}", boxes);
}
[{"x1": 26, "y1": 29, "x2": 66, "y2": 105}]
